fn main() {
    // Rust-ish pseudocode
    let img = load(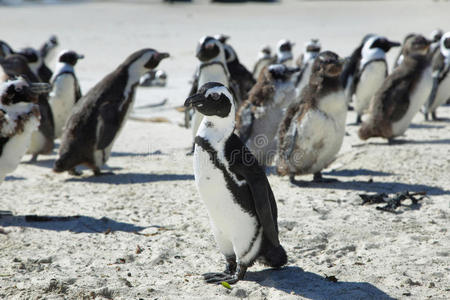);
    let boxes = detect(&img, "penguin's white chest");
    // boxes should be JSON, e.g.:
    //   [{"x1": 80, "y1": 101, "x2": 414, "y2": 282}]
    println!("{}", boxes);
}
[
  {"x1": 354, "y1": 61, "x2": 387, "y2": 115},
  {"x1": 430, "y1": 71, "x2": 450, "y2": 111},
  {"x1": 49, "y1": 74, "x2": 77, "y2": 138}
]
